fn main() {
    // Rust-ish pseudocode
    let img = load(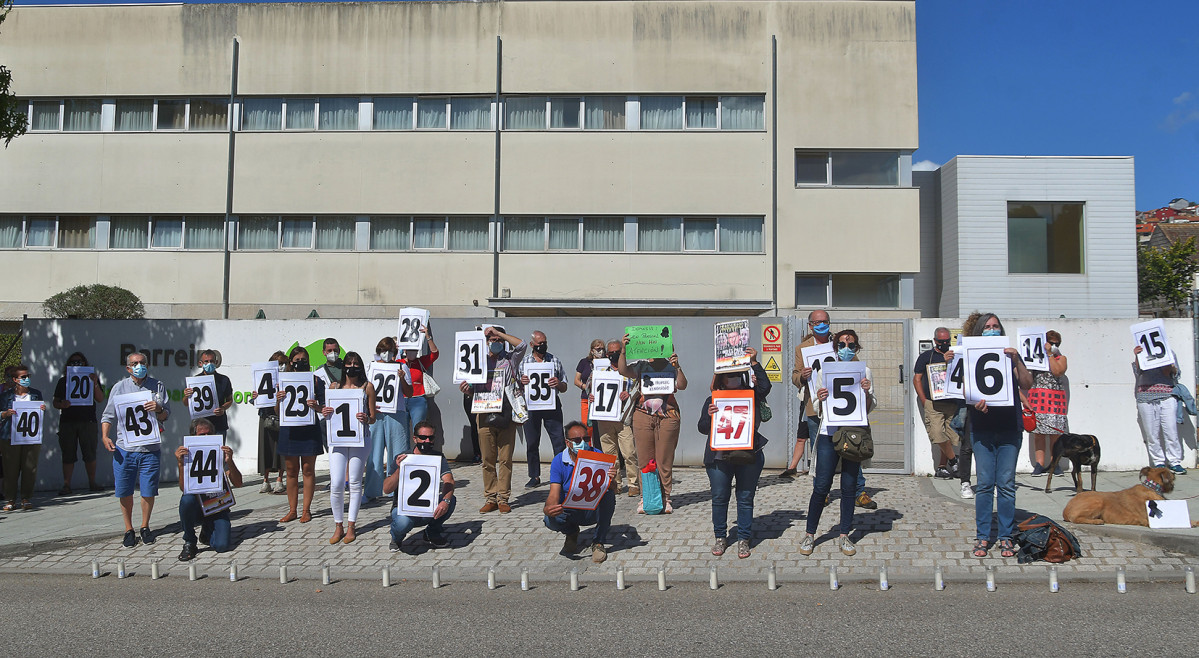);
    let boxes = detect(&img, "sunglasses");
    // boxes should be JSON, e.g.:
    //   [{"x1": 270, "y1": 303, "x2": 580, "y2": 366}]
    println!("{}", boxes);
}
[
  {"x1": 837, "y1": 343, "x2": 859, "y2": 350},
  {"x1": 415, "y1": 434, "x2": 436, "y2": 440},
  {"x1": 1047, "y1": 342, "x2": 1060, "y2": 347}
]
